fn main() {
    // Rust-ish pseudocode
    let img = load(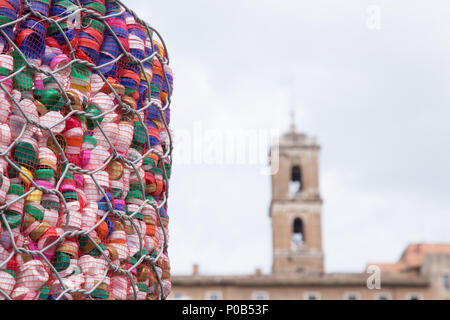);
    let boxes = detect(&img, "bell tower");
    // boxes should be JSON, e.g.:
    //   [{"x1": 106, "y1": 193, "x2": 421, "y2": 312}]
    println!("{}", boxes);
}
[{"x1": 269, "y1": 122, "x2": 324, "y2": 275}]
